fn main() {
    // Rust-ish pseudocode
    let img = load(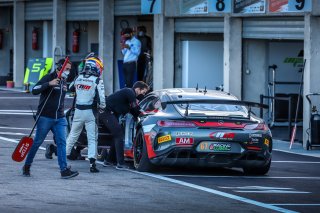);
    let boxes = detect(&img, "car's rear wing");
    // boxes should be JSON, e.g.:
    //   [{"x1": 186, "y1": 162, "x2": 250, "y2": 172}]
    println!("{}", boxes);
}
[{"x1": 161, "y1": 99, "x2": 268, "y2": 117}]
